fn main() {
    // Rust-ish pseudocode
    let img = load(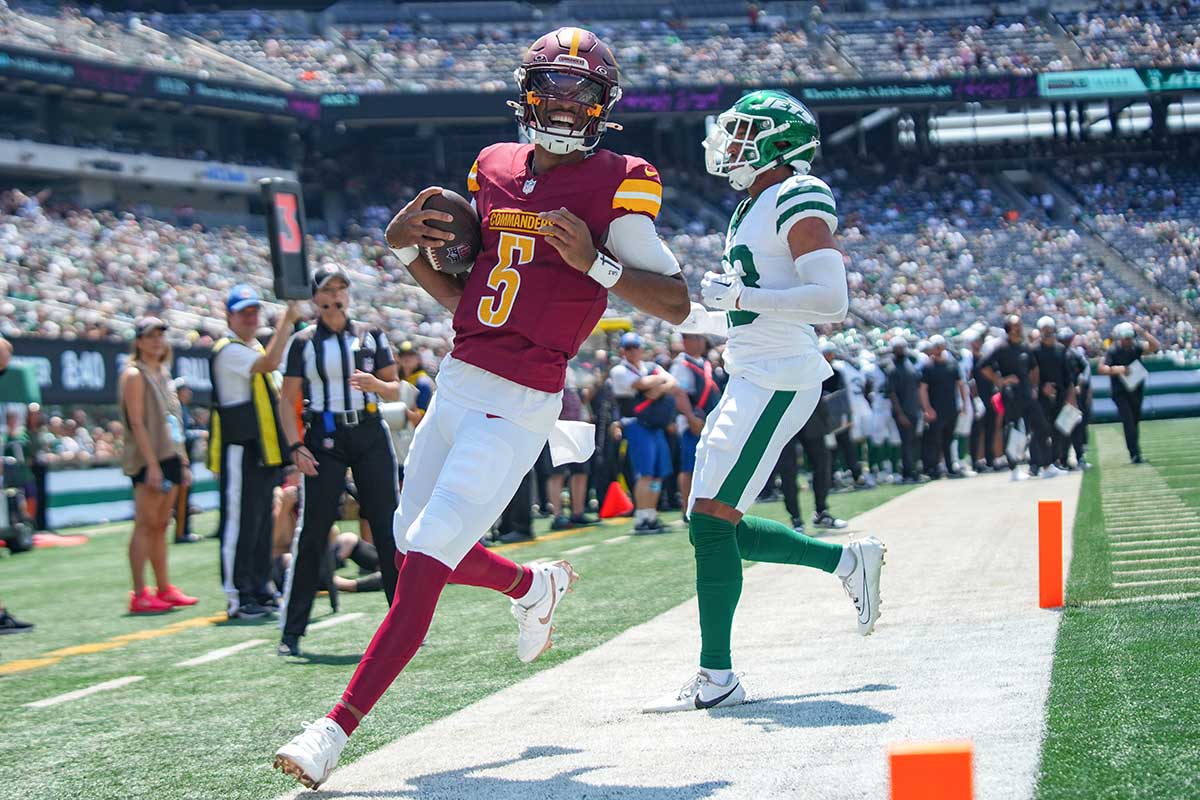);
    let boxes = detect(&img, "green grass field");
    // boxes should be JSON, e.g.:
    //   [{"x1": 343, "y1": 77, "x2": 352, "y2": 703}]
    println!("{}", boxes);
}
[
  {"x1": 1037, "y1": 418, "x2": 1200, "y2": 800},
  {"x1": 0, "y1": 483, "x2": 909, "y2": 800},
  {"x1": 5, "y1": 420, "x2": 1198, "y2": 800}
]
